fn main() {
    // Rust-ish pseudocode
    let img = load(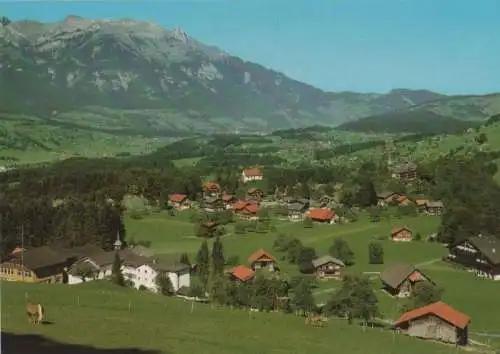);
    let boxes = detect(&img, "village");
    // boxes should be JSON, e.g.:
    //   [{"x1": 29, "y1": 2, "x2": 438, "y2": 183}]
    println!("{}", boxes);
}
[{"x1": 2, "y1": 162, "x2": 500, "y2": 350}]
